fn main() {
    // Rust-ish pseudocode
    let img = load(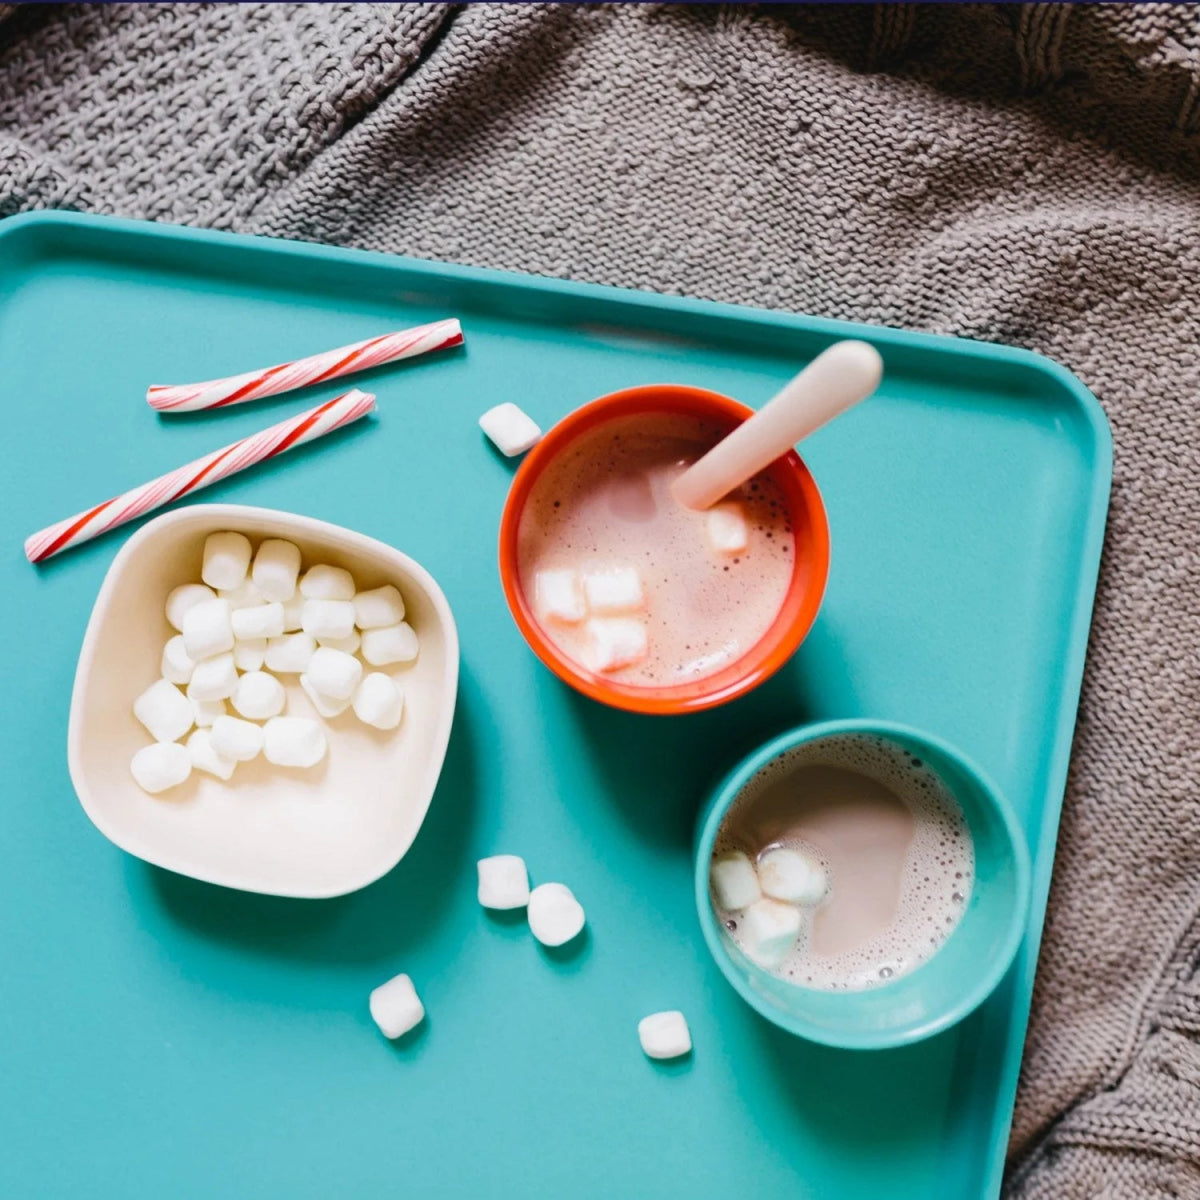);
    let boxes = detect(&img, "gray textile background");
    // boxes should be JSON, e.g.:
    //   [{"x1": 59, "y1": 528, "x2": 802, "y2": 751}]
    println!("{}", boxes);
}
[{"x1": 2, "y1": 3, "x2": 1199, "y2": 1196}]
